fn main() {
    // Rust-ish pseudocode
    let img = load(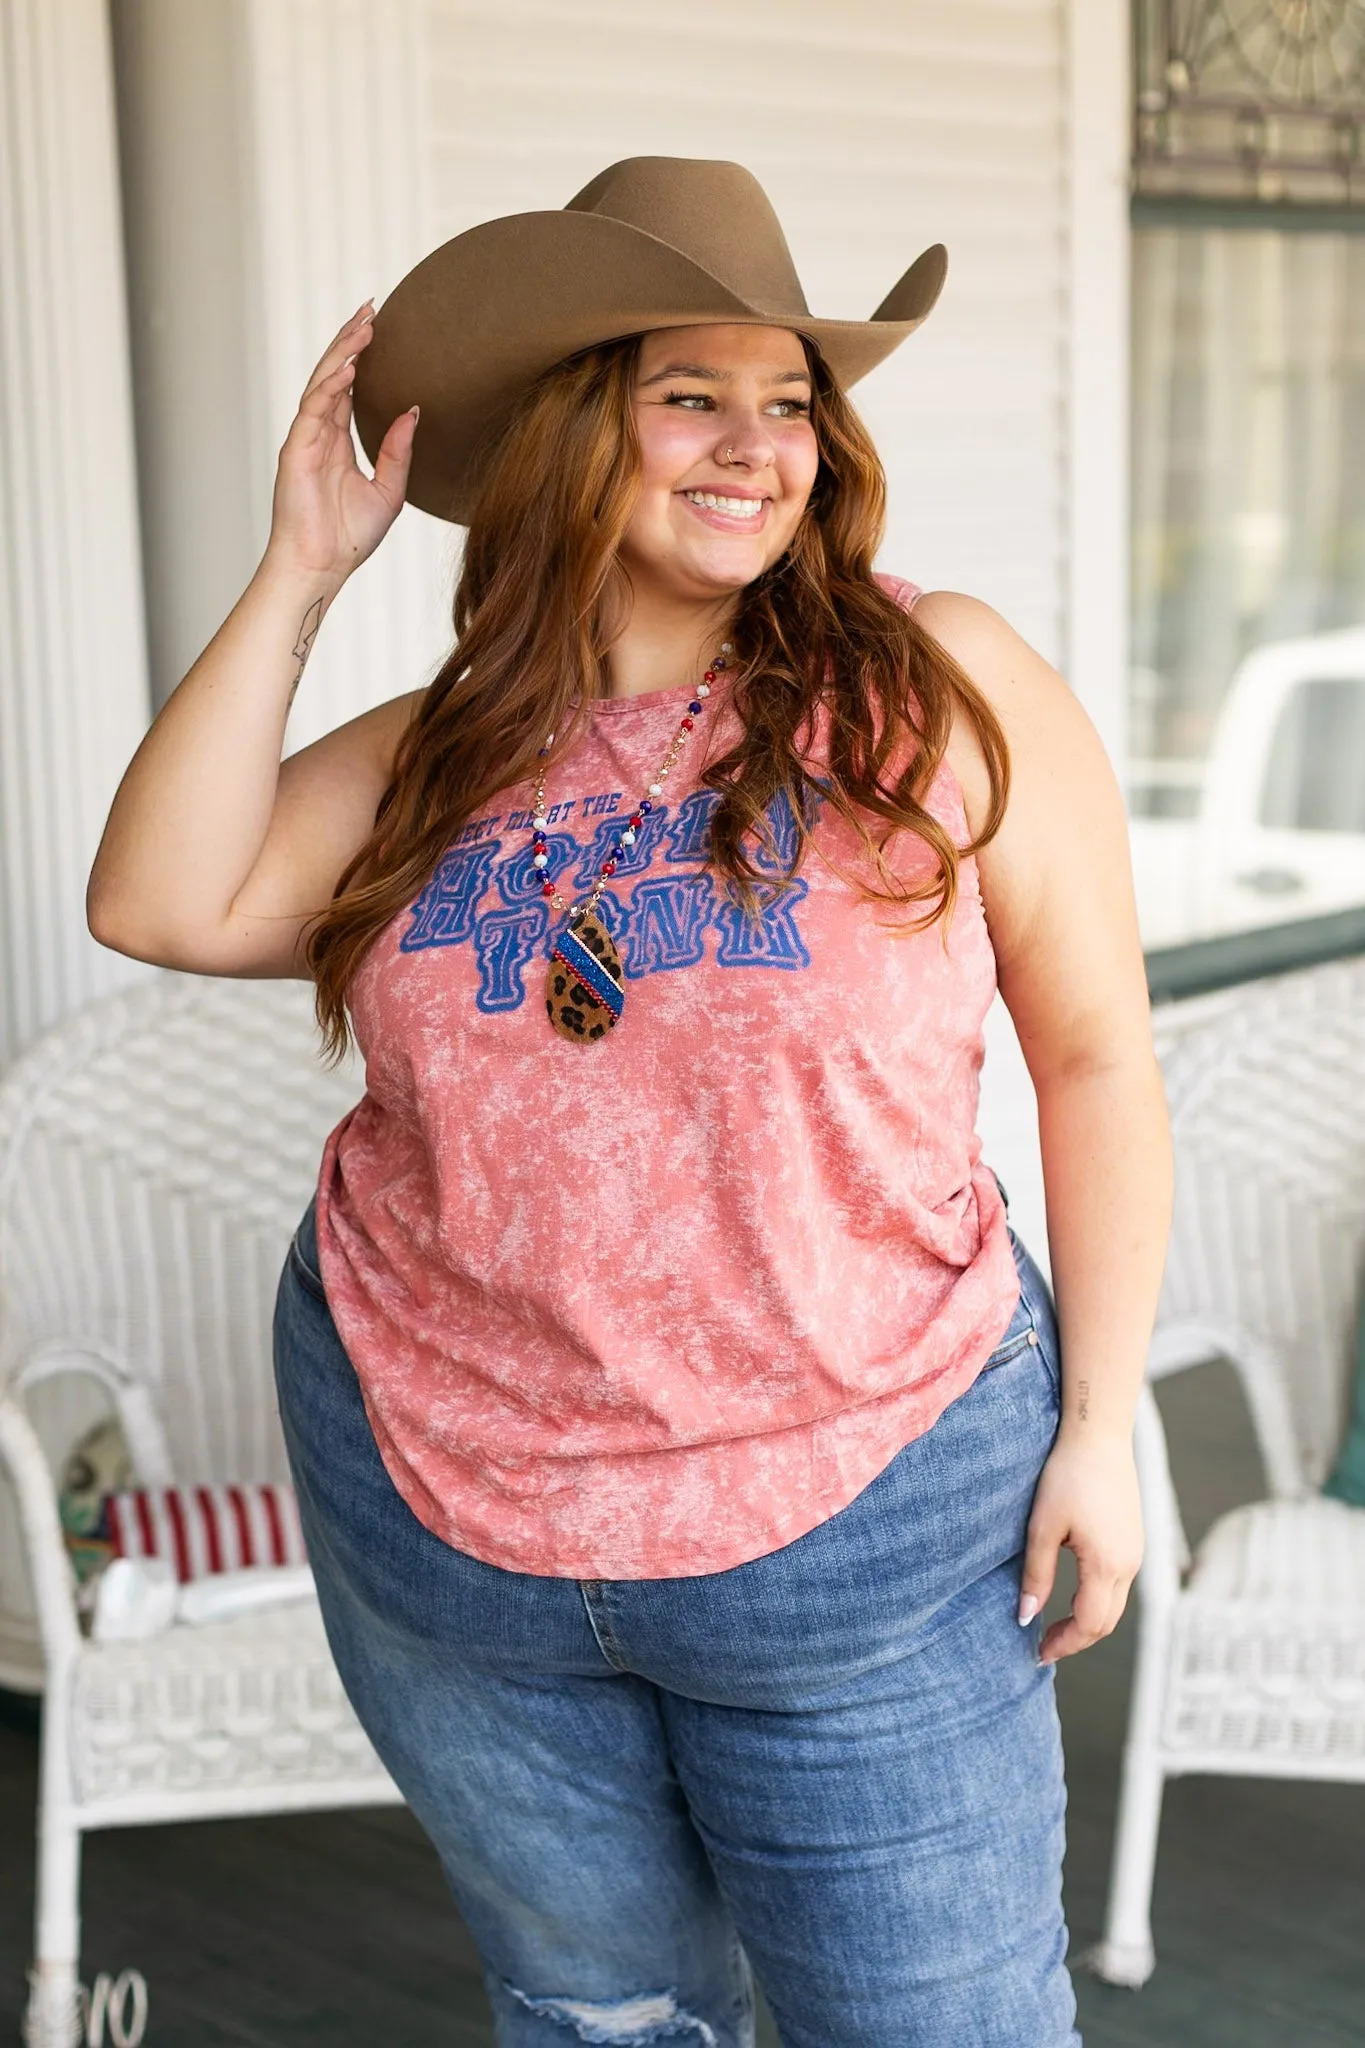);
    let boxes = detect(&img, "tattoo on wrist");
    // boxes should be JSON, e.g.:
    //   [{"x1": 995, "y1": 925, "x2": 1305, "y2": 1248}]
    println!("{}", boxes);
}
[
  {"x1": 288, "y1": 596, "x2": 325, "y2": 705},
  {"x1": 1077, "y1": 1379, "x2": 1090, "y2": 1421}
]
